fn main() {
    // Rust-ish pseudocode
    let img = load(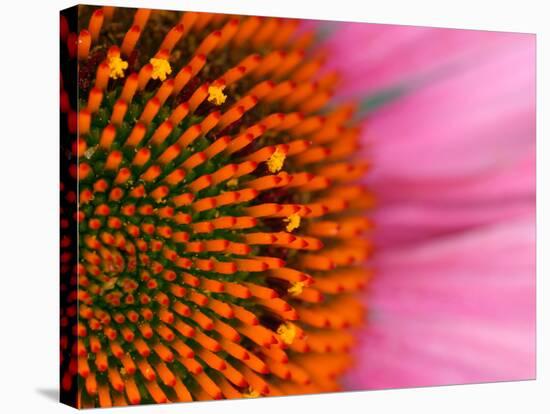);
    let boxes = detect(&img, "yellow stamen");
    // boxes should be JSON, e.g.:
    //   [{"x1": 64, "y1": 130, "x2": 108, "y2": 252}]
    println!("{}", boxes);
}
[
  {"x1": 277, "y1": 322, "x2": 297, "y2": 345},
  {"x1": 266, "y1": 148, "x2": 286, "y2": 173},
  {"x1": 107, "y1": 55, "x2": 128, "y2": 79},
  {"x1": 100, "y1": 277, "x2": 117, "y2": 294},
  {"x1": 242, "y1": 387, "x2": 261, "y2": 398},
  {"x1": 226, "y1": 178, "x2": 239, "y2": 187},
  {"x1": 207, "y1": 85, "x2": 227, "y2": 106},
  {"x1": 284, "y1": 213, "x2": 301, "y2": 232},
  {"x1": 288, "y1": 281, "x2": 305, "y2": 296},
  {"x1": 149, "y1": 58, "x2": 172, "y2": 81}
]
